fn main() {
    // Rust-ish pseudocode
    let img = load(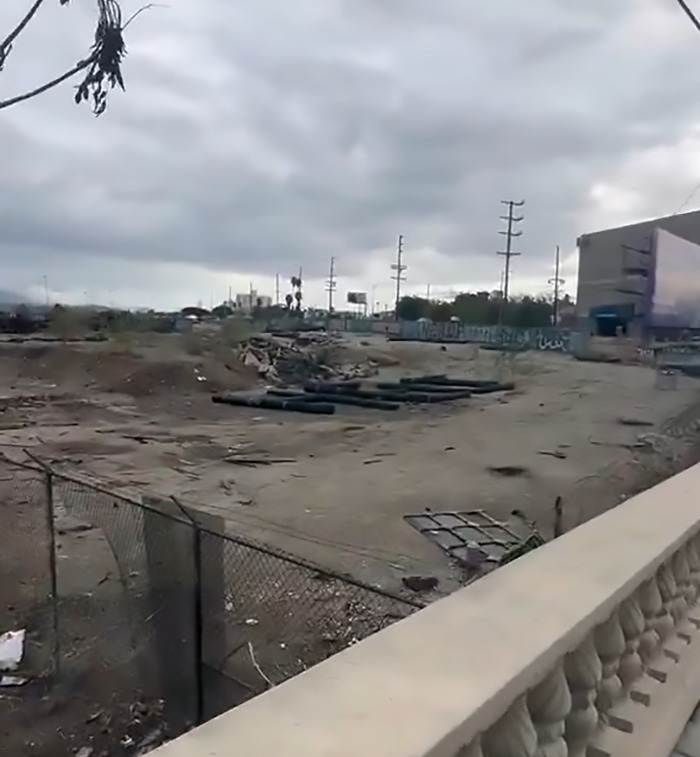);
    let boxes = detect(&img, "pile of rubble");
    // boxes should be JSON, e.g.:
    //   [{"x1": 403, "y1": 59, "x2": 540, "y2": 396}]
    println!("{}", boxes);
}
[{"x1": 238, "y1": 332, "x2": 377, "y2": 385}]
